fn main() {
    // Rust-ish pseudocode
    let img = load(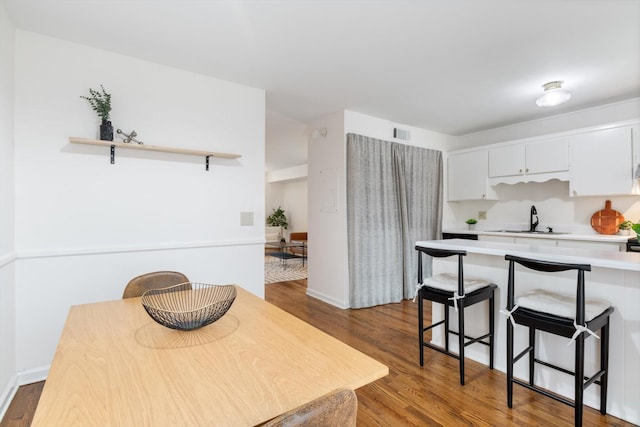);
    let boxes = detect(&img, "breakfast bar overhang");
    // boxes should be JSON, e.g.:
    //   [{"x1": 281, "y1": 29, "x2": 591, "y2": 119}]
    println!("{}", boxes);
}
[{"x1": 415, "y1": 239, "x2": 640, "y2": 425}]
